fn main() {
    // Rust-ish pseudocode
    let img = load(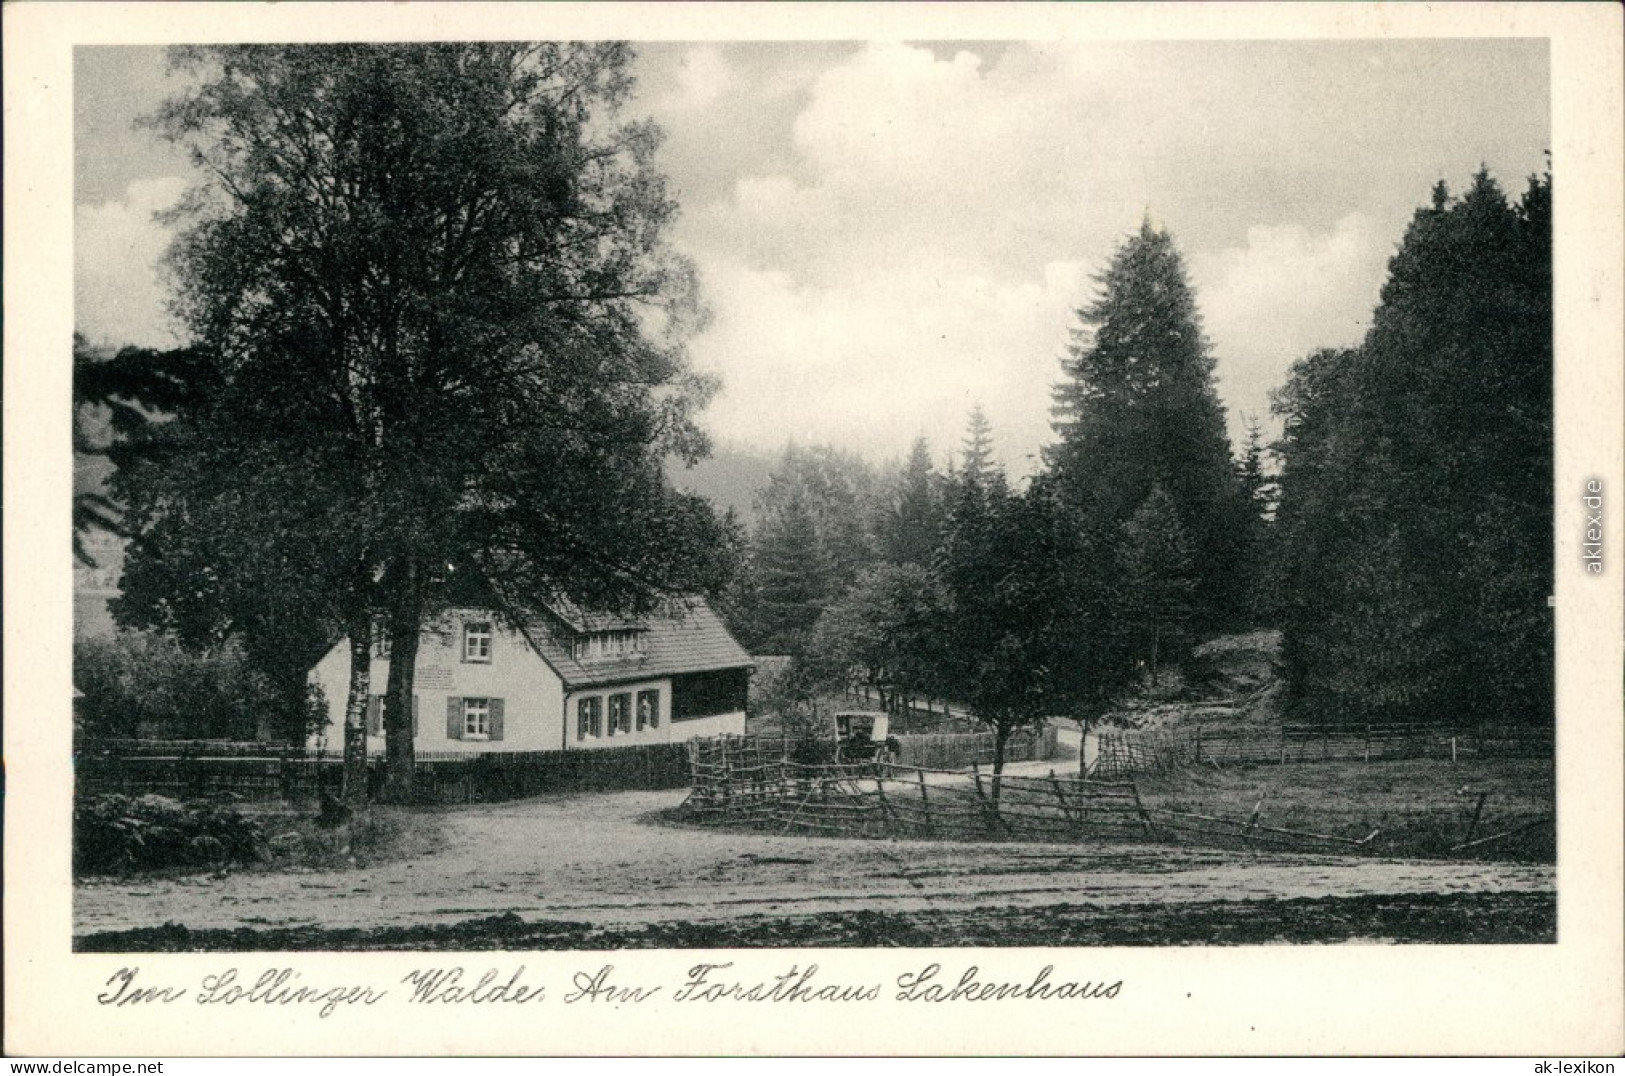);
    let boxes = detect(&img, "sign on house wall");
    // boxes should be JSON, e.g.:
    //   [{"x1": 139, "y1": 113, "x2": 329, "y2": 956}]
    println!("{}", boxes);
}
[{"x1": 415, "y1": 665, "x2": 454, "y2": 691}]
